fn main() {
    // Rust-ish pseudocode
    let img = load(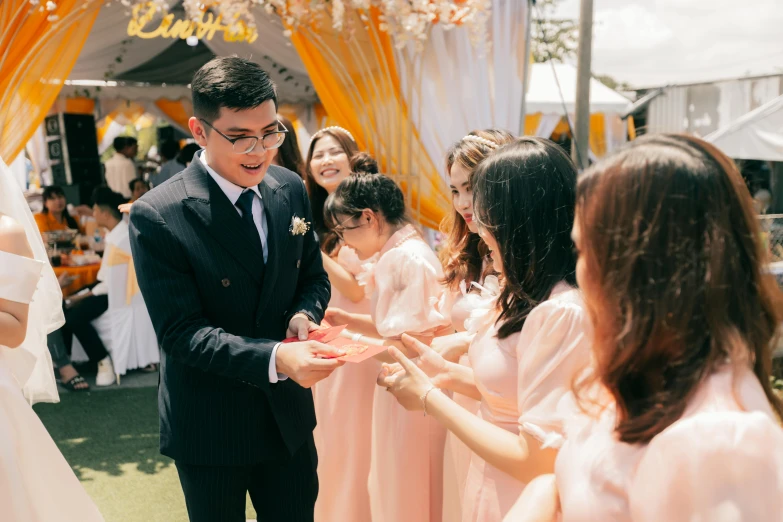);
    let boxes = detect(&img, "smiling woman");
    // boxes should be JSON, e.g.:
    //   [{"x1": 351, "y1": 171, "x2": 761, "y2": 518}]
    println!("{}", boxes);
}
[{"x1": 304, "y1": 127, "x2": 361, "y2": 253}]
